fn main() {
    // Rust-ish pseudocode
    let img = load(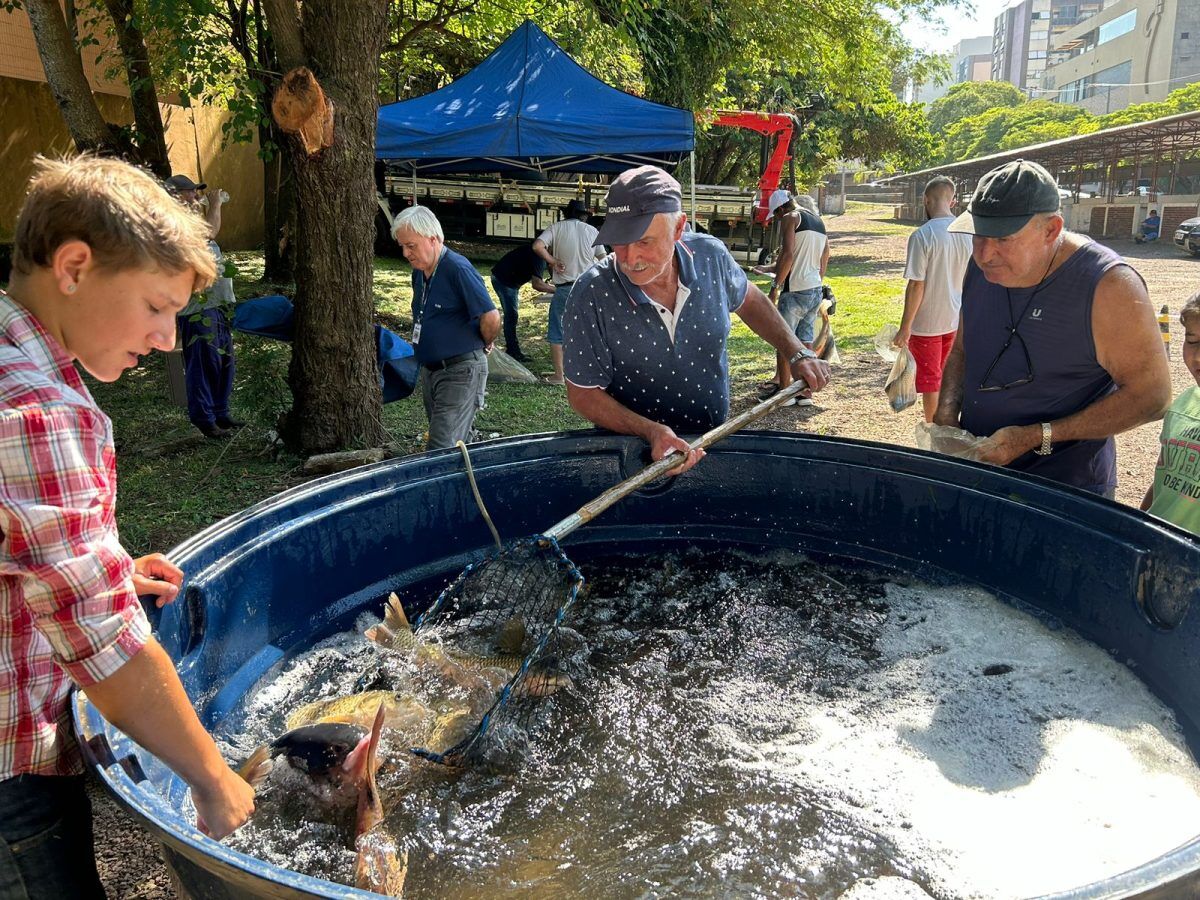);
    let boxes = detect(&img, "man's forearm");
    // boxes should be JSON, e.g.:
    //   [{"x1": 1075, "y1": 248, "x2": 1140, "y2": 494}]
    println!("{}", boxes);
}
[
  {"x1": 899, "y1": 281, "x2": 925, "y2": 331},
  {"x1": 567, "y1": 383, "x2": 661, "y2": 442},
  {"x1": 933, "y1": 336, "x2": 965, "y2": 425},
  {"x1": 532, "y1": 240, "x2": 555, "y2": 265},
  {"x1": 1045, "y1": 376, "x2": 1169, "y2": 444},
  {"x1": 737, "y1": 286, "x2": 802, "y2": 356},
  {"x1": 479, "y1": 310, "x2": 501, "y2": 344},
  {"x1": 85, "y1": 638, "x2": 228, "y2": 793}
]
